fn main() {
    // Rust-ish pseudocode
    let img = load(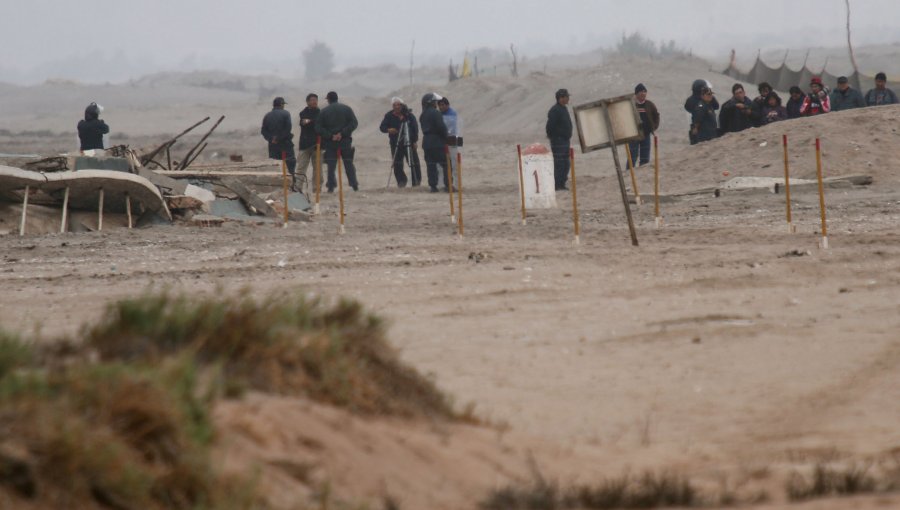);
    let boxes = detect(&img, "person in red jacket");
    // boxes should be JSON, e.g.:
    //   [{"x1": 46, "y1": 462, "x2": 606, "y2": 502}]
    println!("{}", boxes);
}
[{"x1": 800, "y1": 77, "x2": 831, "y2": 116}]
